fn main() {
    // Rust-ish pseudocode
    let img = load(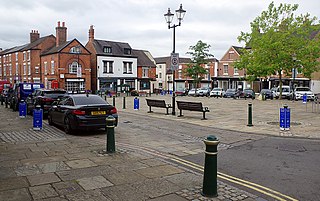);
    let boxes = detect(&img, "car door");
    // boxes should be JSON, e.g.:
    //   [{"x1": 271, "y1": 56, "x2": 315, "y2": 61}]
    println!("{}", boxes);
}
[{"x1": 56, "y1": 97, "x2": 74, "y2": 125}]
